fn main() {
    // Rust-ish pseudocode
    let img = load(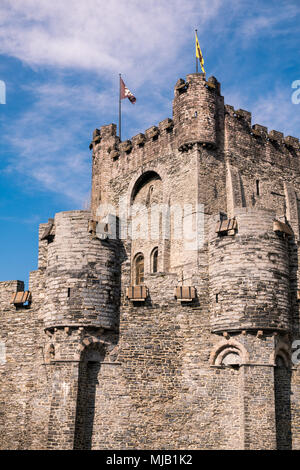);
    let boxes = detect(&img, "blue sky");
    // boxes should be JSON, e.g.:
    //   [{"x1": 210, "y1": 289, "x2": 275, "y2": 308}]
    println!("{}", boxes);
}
[{"x1": 0, "y1": 0, "x2": 299, "y2": 285}]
